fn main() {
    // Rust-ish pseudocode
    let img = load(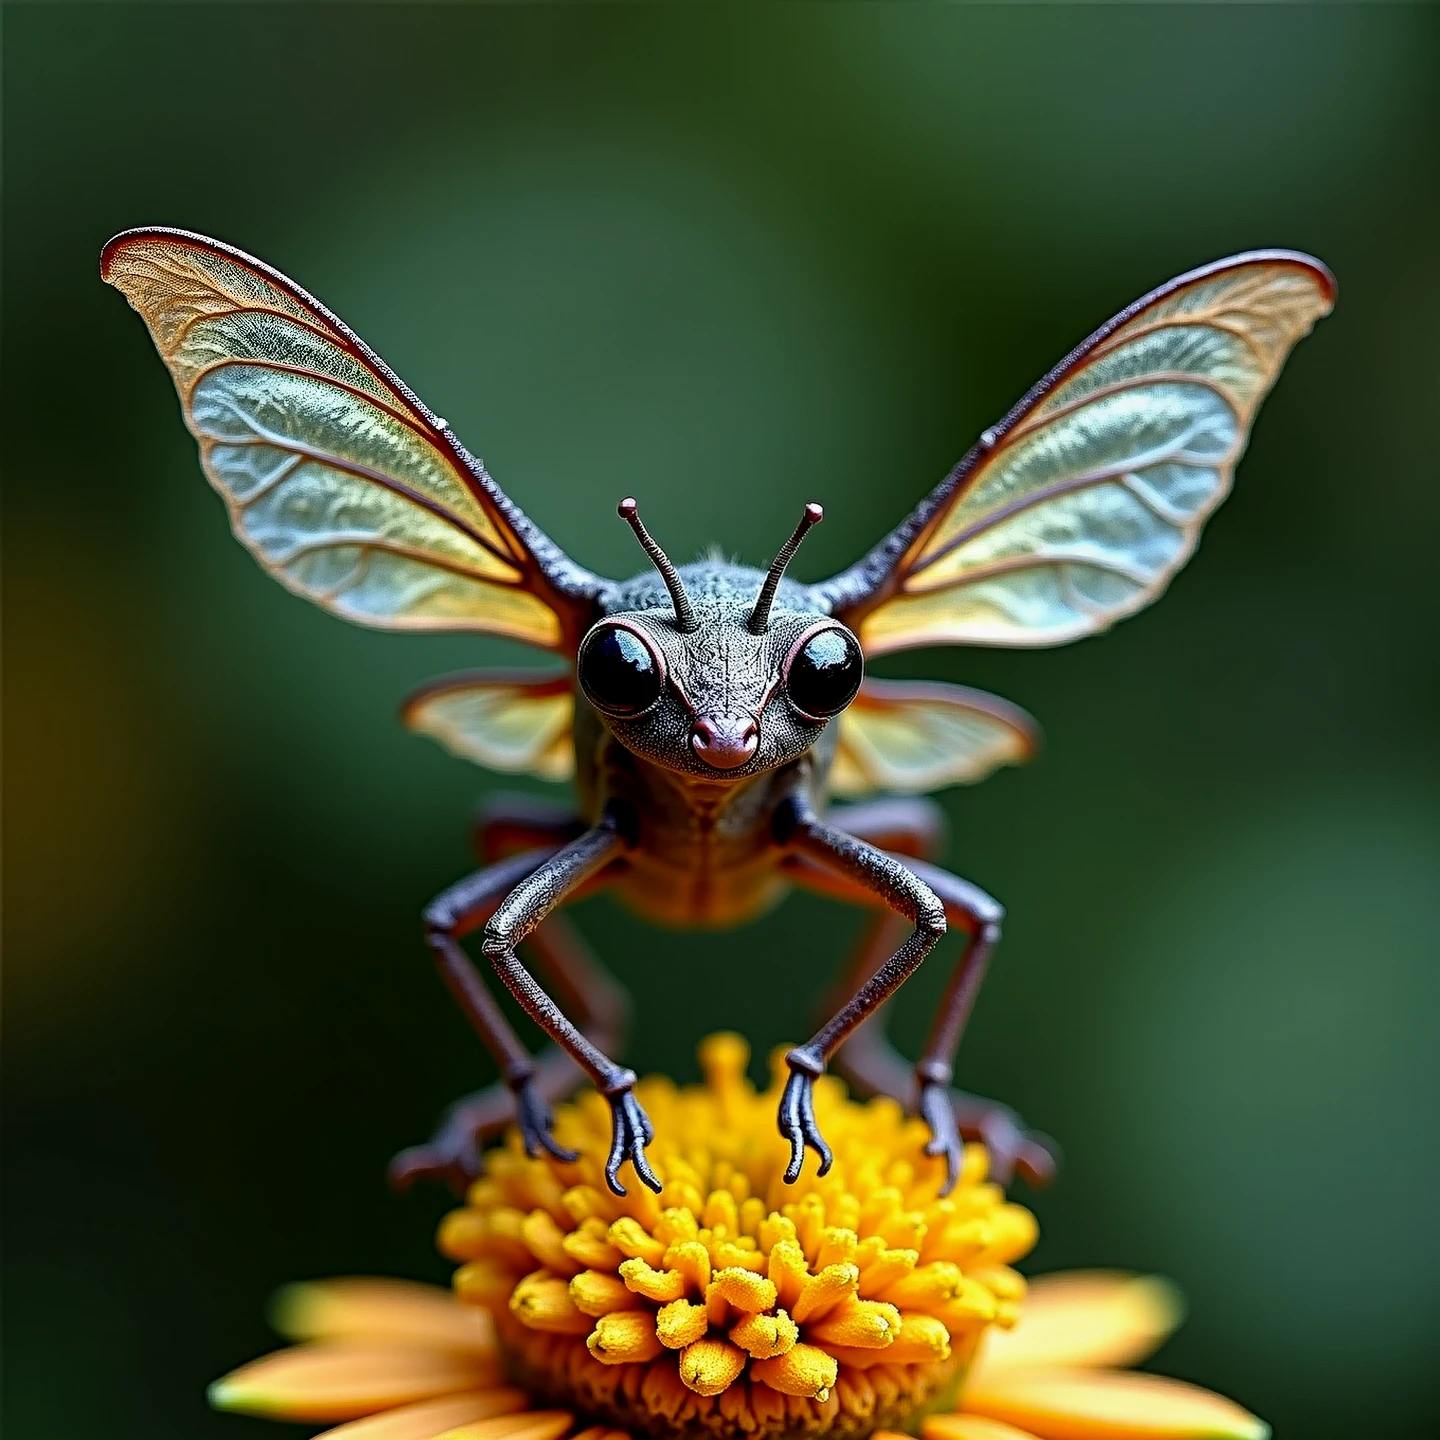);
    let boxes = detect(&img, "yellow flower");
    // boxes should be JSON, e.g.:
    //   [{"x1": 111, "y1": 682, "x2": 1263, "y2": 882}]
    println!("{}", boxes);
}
[{"x1": 211, "y1": 1037, "x2": 1267, "y2": 1440}]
